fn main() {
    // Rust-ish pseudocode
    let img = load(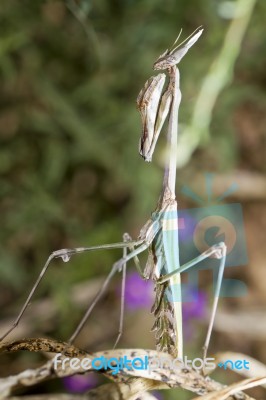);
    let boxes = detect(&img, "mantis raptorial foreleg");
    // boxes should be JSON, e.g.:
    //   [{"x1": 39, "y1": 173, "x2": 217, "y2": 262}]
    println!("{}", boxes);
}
[
  {"x1": 157, "y1": 241, "x2": 226, "y2": 361},
  {"x1": 137, "y1": 27, "x2": 205, "y2": 162},
  {"x1": 137, "y1": 73, "x2": 172, "y2": 162}
]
